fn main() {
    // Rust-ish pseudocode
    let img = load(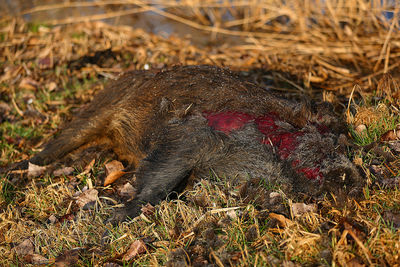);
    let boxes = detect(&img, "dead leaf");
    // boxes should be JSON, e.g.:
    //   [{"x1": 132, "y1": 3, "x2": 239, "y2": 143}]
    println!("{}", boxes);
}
[
  {"x1": 0, "y1": 102, "x2": 11, "y2": 113},
  {"x1": 353, "y1": 157, "x2": 363, "y2": 166},
  {"x1": 27, "y1": 37, "x2": 41, "y2": 45},
  {"x1": 141, "y1": 203, "x2": 155, "y2": 216},
  {"x1": 38, "y1": 56, "x2": 53, "y2": 69},
  {"x1": 245, "y1": 225, "x2": 258, "y2": 242},
  {"x1": 76, "y1": 159, "x2": 95, "y2": 179},
  {"x1": 58, "y1": 213, "x2": 75, "y2": 223},
  {"x1": 47, "y1": 214, "x2": 57, "y2": 224},
  {"x1": 54, "y1": 248, "x2": 83, "y2": 267},
  {"x1": 345, "y1": 258, "x2": 365, "y2": 267},
  {"x1": 388, "y1": 141, "x2": 400, "y2": 154},
  {"x1": 227, "y1": 210, "x2": 237, "y2": 220},
  {"x1": 14, "y1": 238, "x2": 34, "y2": 256},
  {"x1": 355, "y1": 124, "x2": 367, "y2": 134},
  {"x1": 105, "y1": 160, "x2": 124, "y2": 175},
  {"x1": 342, "y1": 218, "x2": 366, "y2": 241},
  {"x1": 0, "y1": 65, "x2": 22, "y2": 83},
  {"x1": 381, "y1": 130, "x2": 398, "y2": 142},
  {"x1": 383, "y1": 211, "x2": 400, "y2": 228},
  {"x1": 53, "y1": 167, "x2": 74, "y2": 177},
  {"x1": 104, "y1": 170, "x2": 126, "y2": 186},
  {"x1": 104, "y1": 160, "x2": 126, "y2": 186},
  {"x1": 291, "y1": 203, "x2": 316, "y2": 216},
  {"x1": 269, "y1": 213, "x2": 292, "y2": 227},
  {"x1": 370, "y1": 165, "x2": 383, "y2": 177},
  {"x1": 380, "y1": 177, "x2": 400, "y2": 188},
  {"x1": 24, "y1": 254, "x2": 49, "y2": 265},
  {"x1": 269, "y1": 191, "x2": 283, "y2": 205},
  {"x1": 269, "y1": 192, "x2": 281, "y2": 199},
  {"x1": 282, "y1": 261, "x2": 301, "y2": 267},
  {"x1": 75, "y1": 188, "x2": 98, "y2": 209},
  {"x1": 27, "y1": 162, "x2": 47, "y2": 178},
  {"x1": 103, "y1": 263, "x2": 122, "y2": 267},
  {"x1": 118, "y1": 182, "x2": 135, "y2": 198},
  {"x1": 83, "y1": 159, "x2": 95, "y2": 175},
  {"x1": 47, "y1": 81, "x2": 58, "y2": 91},
  {"x1": 19, "y1": 77, "x2": 39, "y2": 90},
  {"x1": 122, "y1": 240, "x2": 146, "y2": 261}
]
